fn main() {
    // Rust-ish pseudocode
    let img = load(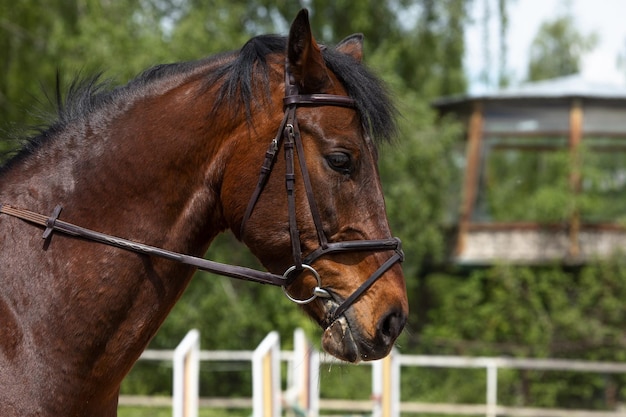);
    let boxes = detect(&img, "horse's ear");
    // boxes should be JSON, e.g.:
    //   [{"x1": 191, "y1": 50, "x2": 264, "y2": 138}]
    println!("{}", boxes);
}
[
  {"x1": 287, "y1": 9, "x2": 330, "y2": 93},
  {"x1": 335, "y1": 34, "x2": 364, "y2": 63}
]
